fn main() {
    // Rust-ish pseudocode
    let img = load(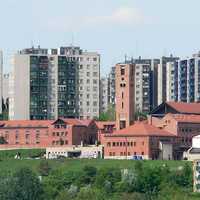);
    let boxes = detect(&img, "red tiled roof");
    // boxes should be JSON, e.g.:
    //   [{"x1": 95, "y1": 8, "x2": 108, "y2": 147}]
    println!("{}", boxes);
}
[
  {"x1": 0, "y1": 120, "x2": 52, "y2": 128},
  {"x1": 95, "y1": 121, "x2": 116, "y2": 129},
  {"x1": 166, "y1": 101, "x2": 200, "y2": 114},
  {"x1": 166, "y1": 113, "x2": 200, "y2": 123},
  {"x1": 0, "y1": 118, "x2": 93, "y2": 128},
  {"x1": 106, "y1": 121, "x2": 175, "y2": 137}
]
